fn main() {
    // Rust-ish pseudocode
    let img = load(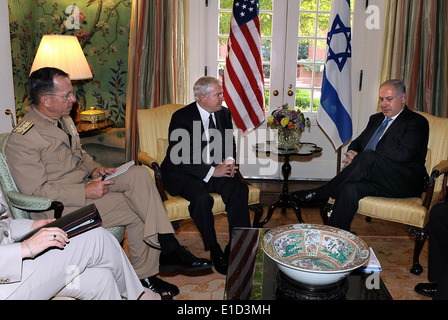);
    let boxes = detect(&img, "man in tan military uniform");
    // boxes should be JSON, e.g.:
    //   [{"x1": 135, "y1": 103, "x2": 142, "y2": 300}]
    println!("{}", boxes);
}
[{"x1": 6, "y1": 67, "x2": 211, "y2": 300}]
